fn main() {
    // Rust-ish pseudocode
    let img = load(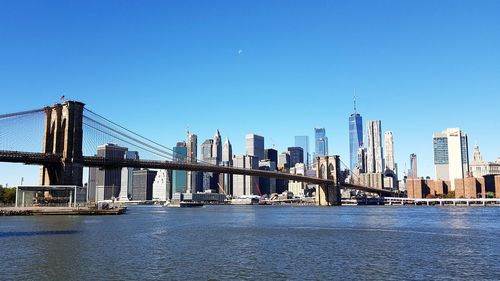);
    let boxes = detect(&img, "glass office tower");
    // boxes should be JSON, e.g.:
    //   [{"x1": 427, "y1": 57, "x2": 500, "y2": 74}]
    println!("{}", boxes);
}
[{"x1": 349, "y1": 112, "x2": 363, "y2": 171}]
